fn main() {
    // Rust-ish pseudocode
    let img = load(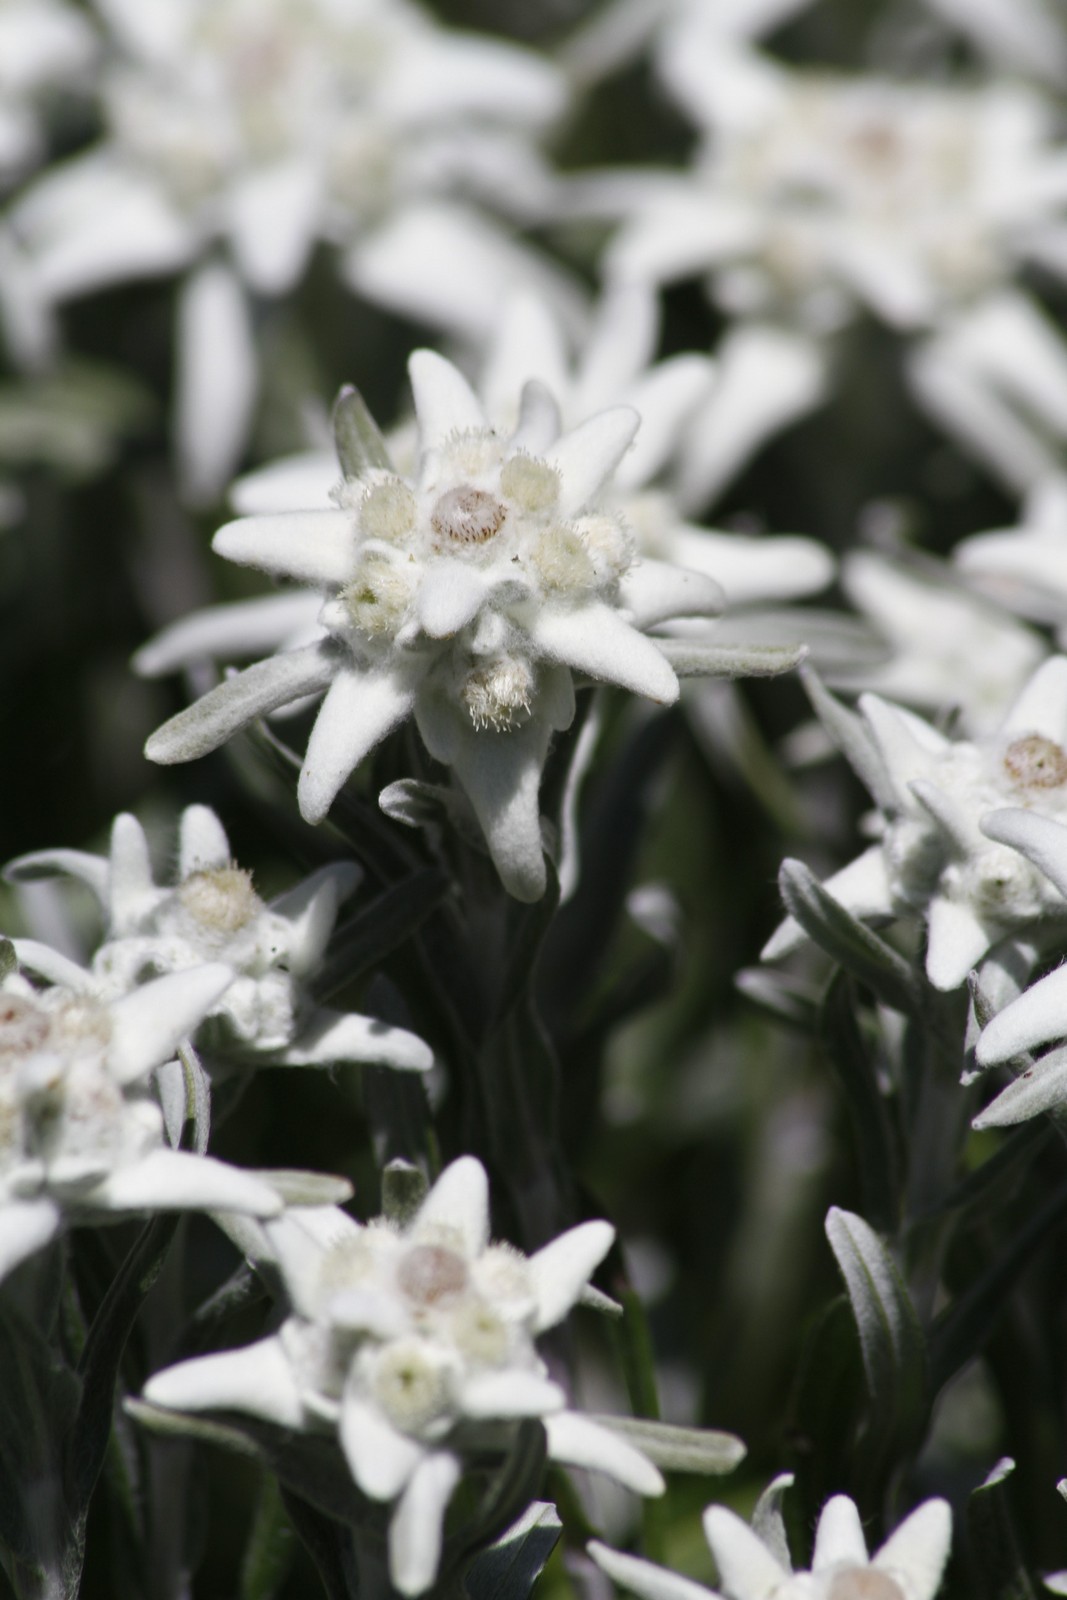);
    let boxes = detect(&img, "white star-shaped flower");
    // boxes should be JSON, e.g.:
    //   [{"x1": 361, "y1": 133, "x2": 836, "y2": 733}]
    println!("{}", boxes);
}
[
  {"x1": 0, "y1": 961, "x2": 283, "y2": 1283},
  {"x1": 10, "y1": 0, "x2": 570, "y2": 496},
  {"x1": 5, "y1": 804, "x2": 431, "y2": 1073},
  {"x1": 143, "y1": 352, "x2": 724, "y2": 901},
  {"x1": 594, "y1": 41, "x2": 1067, "y2": 494},
  {"x1": 590, "y1": 1487, "x2": 951, "y2": 1600},
  {"x1": 764, "y1": 656, "x2": 1067, "y2": 990},
  {"x1": 144, "y1": 1156, "x2": 663, "y2": 1597}
]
